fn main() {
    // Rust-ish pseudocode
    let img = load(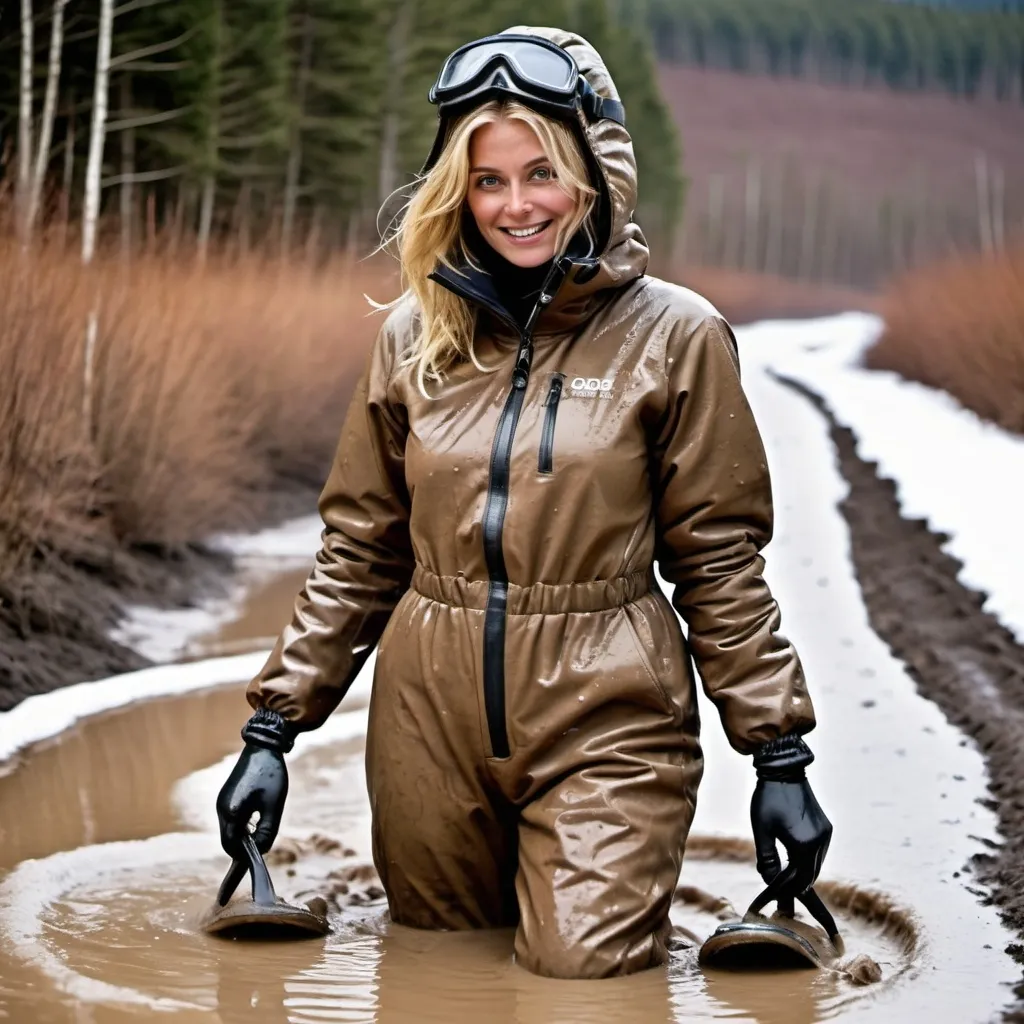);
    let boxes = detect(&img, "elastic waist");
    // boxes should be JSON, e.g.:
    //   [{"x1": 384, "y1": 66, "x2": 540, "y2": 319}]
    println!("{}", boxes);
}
[{"x1": 411, "y1": 565, "x2": 652, "y2": 614}]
